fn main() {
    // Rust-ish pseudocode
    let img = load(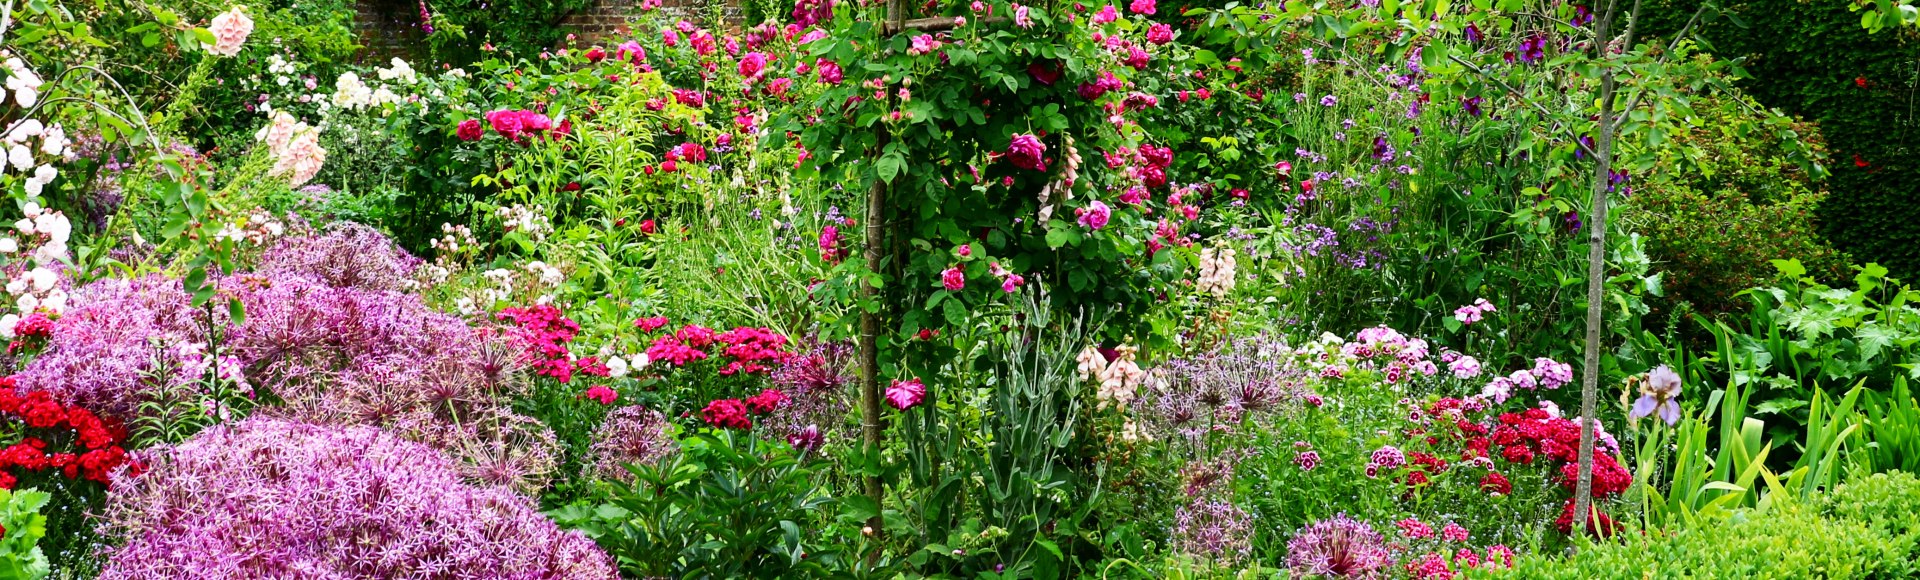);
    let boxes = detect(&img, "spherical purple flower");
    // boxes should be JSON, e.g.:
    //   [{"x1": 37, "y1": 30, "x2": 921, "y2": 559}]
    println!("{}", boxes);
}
[
  {"x1": 592, "y1": 405, "x2": 677, "y2": 481},
  {"x1": 1287, "y1": 514, "x2": 1393, "y2": 578},
  {"x1": 98, "y1": 418, "x2": 618, "y2": 579},
  {"x1": 1171, "y1": 498, "x2": 1250, "y2": 563},
  {"x1": 256, "y1": 222, "x2": 422, "y2": 292}
]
